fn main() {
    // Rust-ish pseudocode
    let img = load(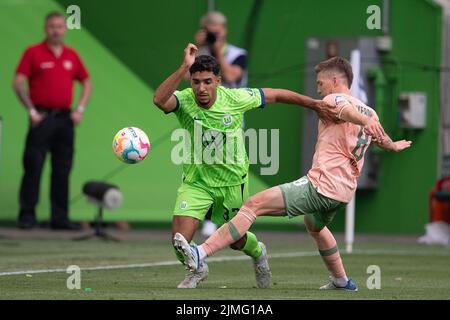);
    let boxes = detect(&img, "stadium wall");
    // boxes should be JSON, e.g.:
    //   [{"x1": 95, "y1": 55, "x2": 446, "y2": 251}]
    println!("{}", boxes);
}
[
  {"x1": 0, "y1": 0, "x2": 441, "y2": 233},
  {"x1": 0, "y1": 0, "x2": 272, "y2": 226}
]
